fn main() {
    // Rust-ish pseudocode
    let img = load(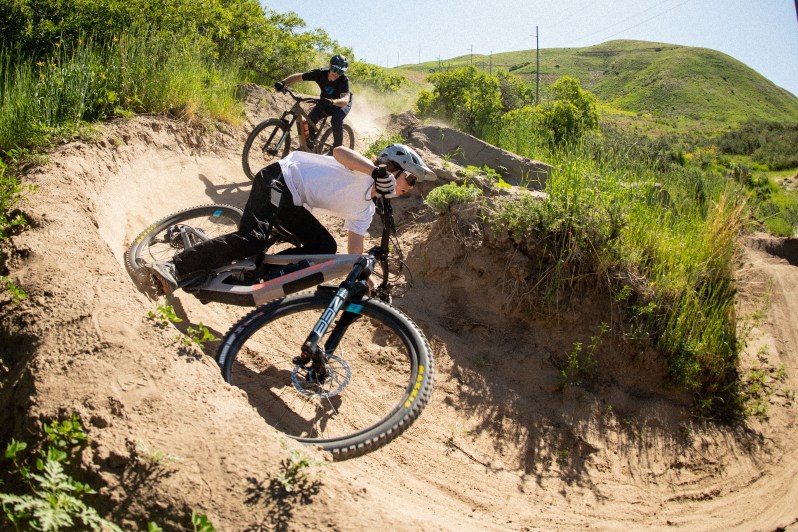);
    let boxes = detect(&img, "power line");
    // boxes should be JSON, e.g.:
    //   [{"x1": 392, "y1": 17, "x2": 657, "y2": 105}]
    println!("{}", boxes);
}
[
  {"x1": 551, "y1": 0, "x2": 599, "y2": 29},
  {"x1": 568, "y1": 0, "x2": 690, "y2": 46},
  {"x1": 591, "y1": 0, "x2": 693, "y2": 45}
]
